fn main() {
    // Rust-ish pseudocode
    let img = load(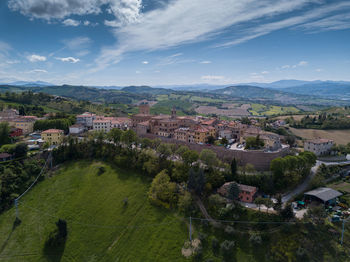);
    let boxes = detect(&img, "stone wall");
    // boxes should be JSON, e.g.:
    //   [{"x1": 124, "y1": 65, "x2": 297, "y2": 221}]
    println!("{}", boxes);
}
[{"x1": 140, "y1": 134, "x2": 290, "y2": 171}]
